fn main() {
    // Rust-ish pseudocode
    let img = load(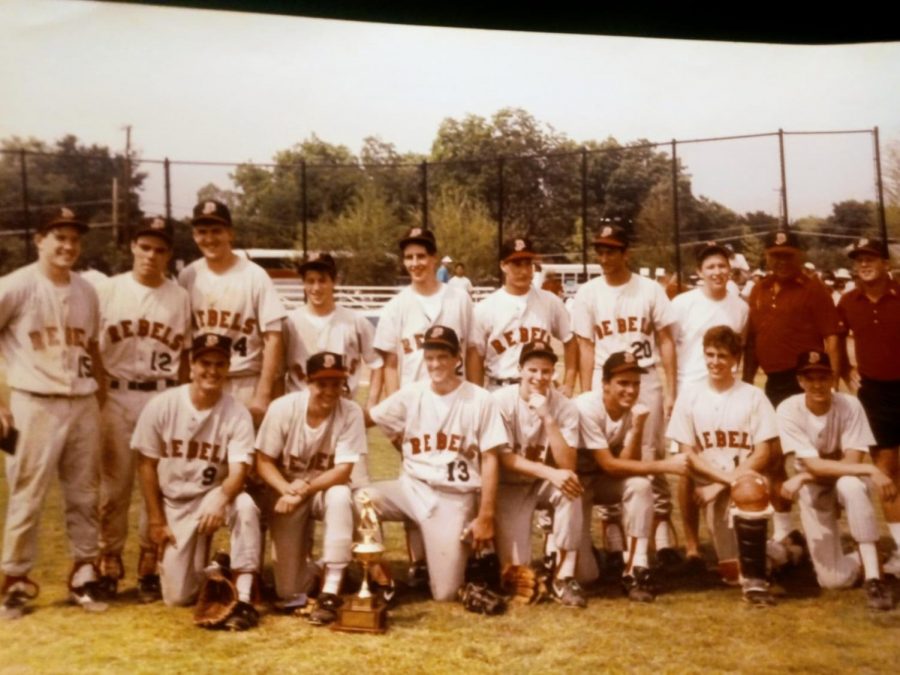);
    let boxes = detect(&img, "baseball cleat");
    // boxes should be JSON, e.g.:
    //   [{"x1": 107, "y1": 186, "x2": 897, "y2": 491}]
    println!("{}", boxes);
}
[
  {"x1": 69, "y1": 581, "x2": 109, "y2": 613},
  {"x1": 655, "y1": 547, "x2": 683, "y2": 571},
  {"x1": 224, "y1": 601, "x2": 260, "y2": 631},
  {"x1": 742, "y1": 579, "x2": 775, "y2": 607},
  {"x1": 864, "y1": 579, "x2": 894, "y2": 612},
  {"x1": 604, "y1": 550, "x2": 625, "y2": 577},
  {"x1": 137, "y1": 574, "x2": 162, "y2": 604},
  {"x1": 622, "y1": 567, "x2": 656, "y2": 603},
  {"x1": 306, "y1": 593, "x2": 342, "y2": 626},
  {"x1": 1, "y1": 577, "x2": 39, "y2": 621},
  {"x1": 550, "y1": 577, "x2": 587, "y2": 609},
  {"x1": 406, "y1": 562, "x2": 429, "y2": 591},
  {"x1": 96, "y1": 576, "x2": 119, "y2": 601},
  {"x1": 882, "y1": 552, "x2": 900, "y2": 578}
]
